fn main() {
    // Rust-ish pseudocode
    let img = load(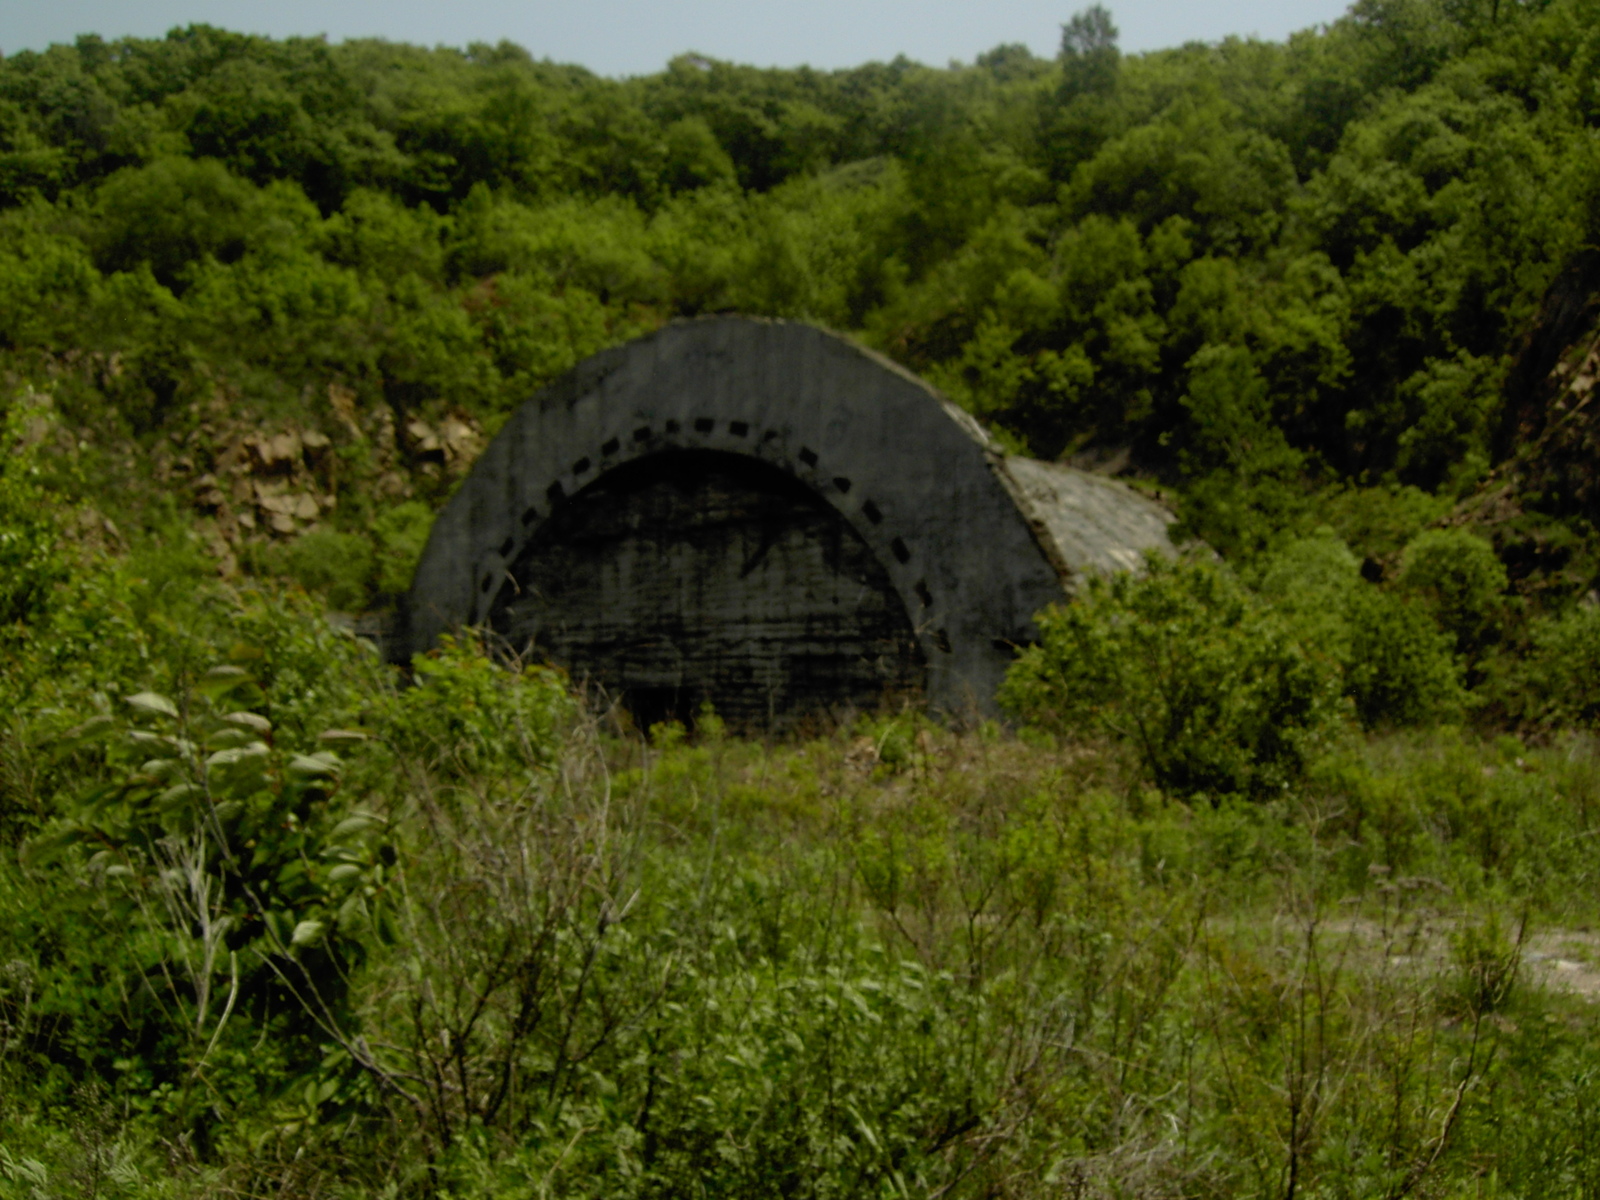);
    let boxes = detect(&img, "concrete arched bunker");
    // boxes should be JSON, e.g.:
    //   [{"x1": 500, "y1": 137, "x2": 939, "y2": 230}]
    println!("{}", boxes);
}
[{"x1": 400, "y1": 316, "x2": 1178, "y2": 722}]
